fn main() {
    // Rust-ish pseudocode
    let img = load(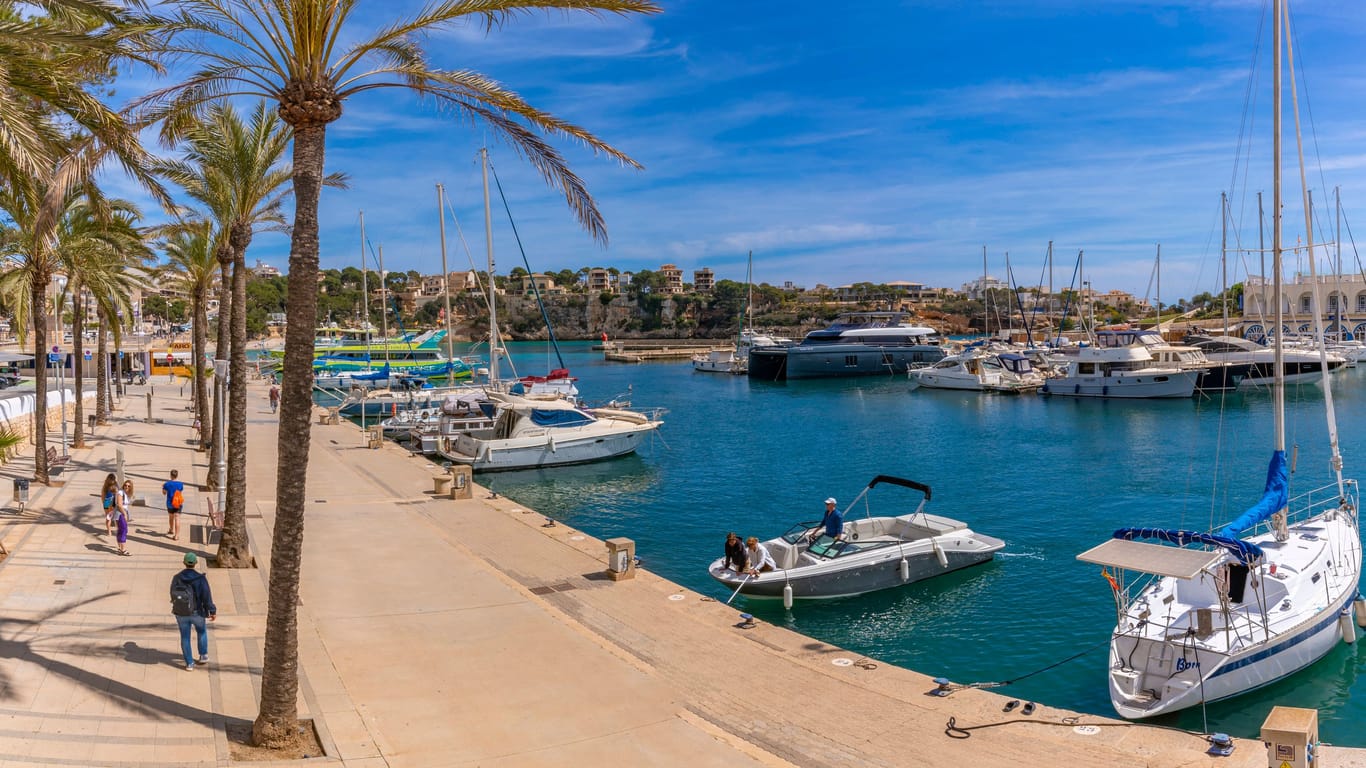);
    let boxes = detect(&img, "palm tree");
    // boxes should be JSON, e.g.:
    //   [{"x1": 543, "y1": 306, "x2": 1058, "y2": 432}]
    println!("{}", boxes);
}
[
  {"x1": 0, "y1": 1, "x2": 159, "y2": 192},
  {"x1": 161, "y1": 221, "x2": 219, "y2": 450},
  {"x1": 156, "y1": 102, "x2": 306, "y2": 567},
  {"x1": 140, "y1": 0, "x2": 660, "y2": 747},
  {"x1": 55, "y1": 199, "x2": 147, "y2": 444}
]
